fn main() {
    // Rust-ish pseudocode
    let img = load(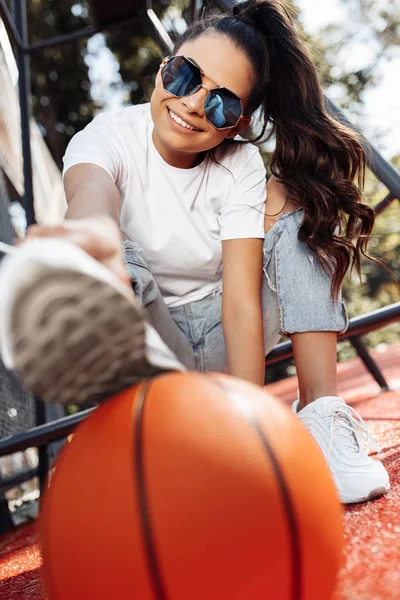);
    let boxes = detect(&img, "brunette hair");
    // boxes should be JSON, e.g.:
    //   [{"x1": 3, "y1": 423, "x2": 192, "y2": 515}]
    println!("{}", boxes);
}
[{"x1": 176, "y1": 0, "x2": 375, "y2": 298}]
